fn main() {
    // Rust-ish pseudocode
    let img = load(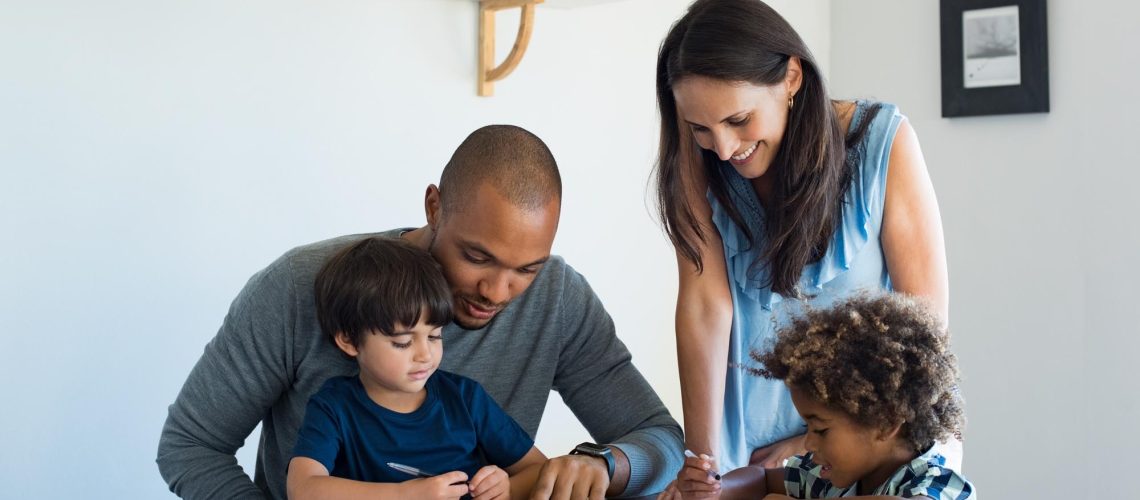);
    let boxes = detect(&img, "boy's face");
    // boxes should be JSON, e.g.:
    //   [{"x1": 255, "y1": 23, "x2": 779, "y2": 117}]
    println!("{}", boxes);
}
[
  {"x1": 427, "y1": 182, "x2": 559, "y2": 330},
  {"x1": 335, "y1": 319, "x2": 443, "y2": 411},
  {"x1": 789, "y1": 385, "x2": 903, "y2": 490}
]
